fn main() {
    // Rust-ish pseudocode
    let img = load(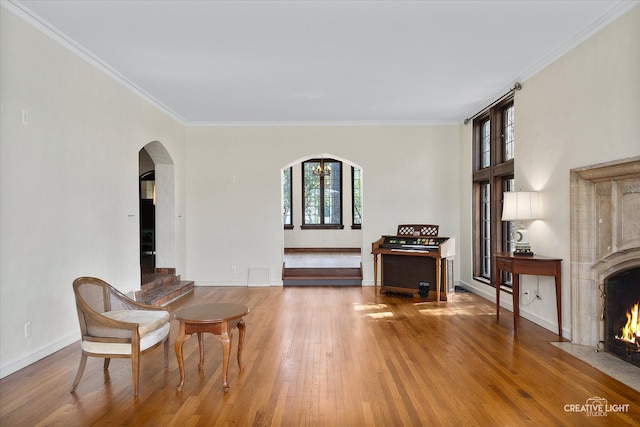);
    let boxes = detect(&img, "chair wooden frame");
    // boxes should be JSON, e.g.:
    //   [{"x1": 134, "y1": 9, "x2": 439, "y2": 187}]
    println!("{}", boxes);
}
[{"x1": 71, "y1": 276, "x2": 170, "y2": 396}]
